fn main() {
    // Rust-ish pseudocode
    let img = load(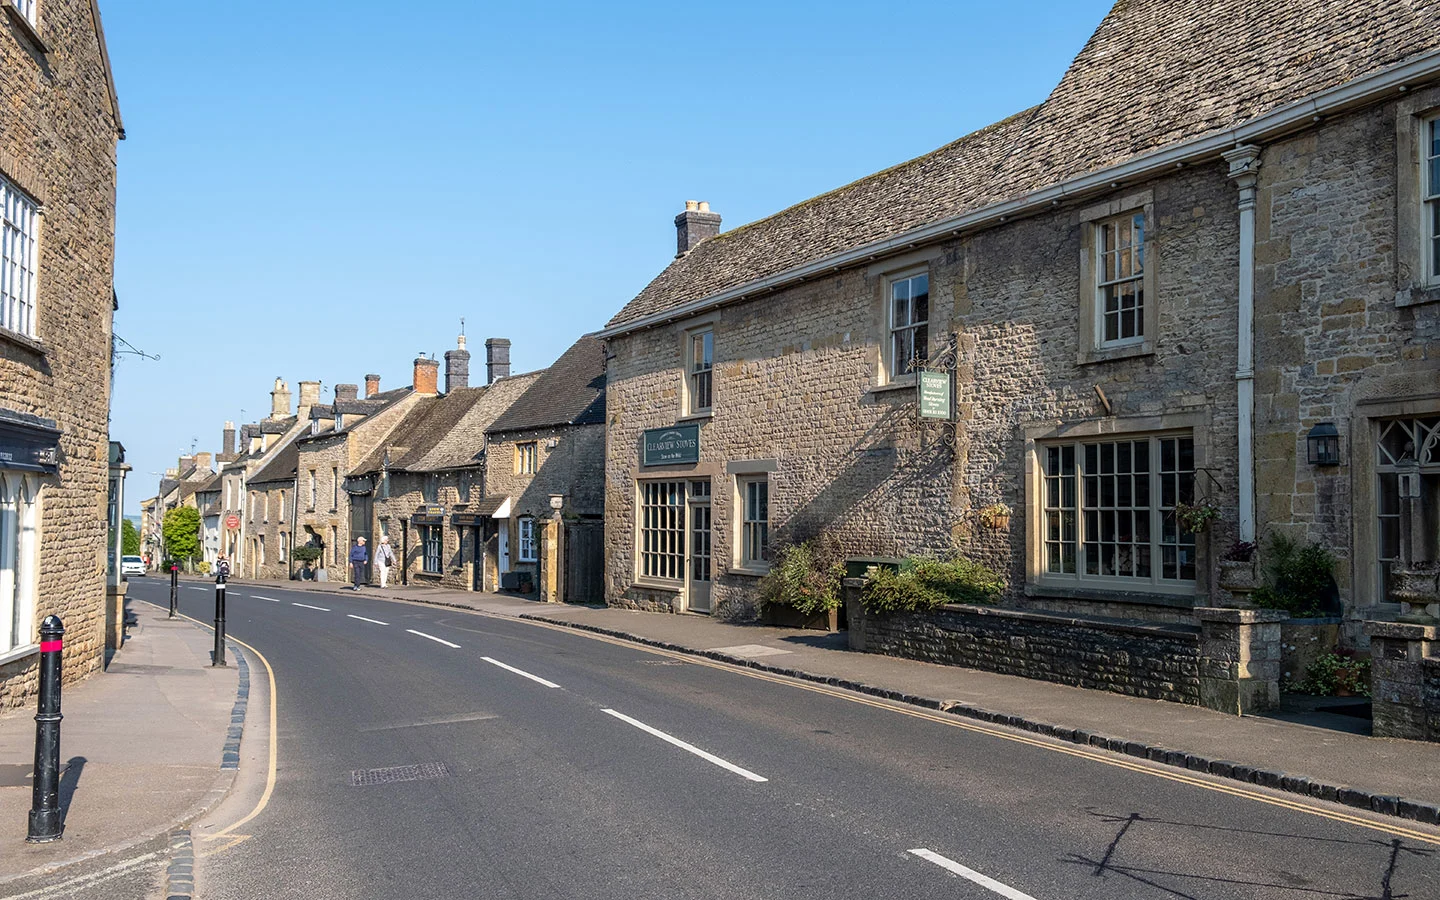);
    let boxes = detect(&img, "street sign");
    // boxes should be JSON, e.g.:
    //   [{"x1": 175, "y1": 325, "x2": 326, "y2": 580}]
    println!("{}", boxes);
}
[
  {"x1": 642, "y1": 424, "x2": 700, "y2": 466},
  {"x1": 918, "y1": 370, "x2": 952, "y2": 421},
  {"x1": 224, "y1": 514, "x2": 240, "y2": 530}
]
